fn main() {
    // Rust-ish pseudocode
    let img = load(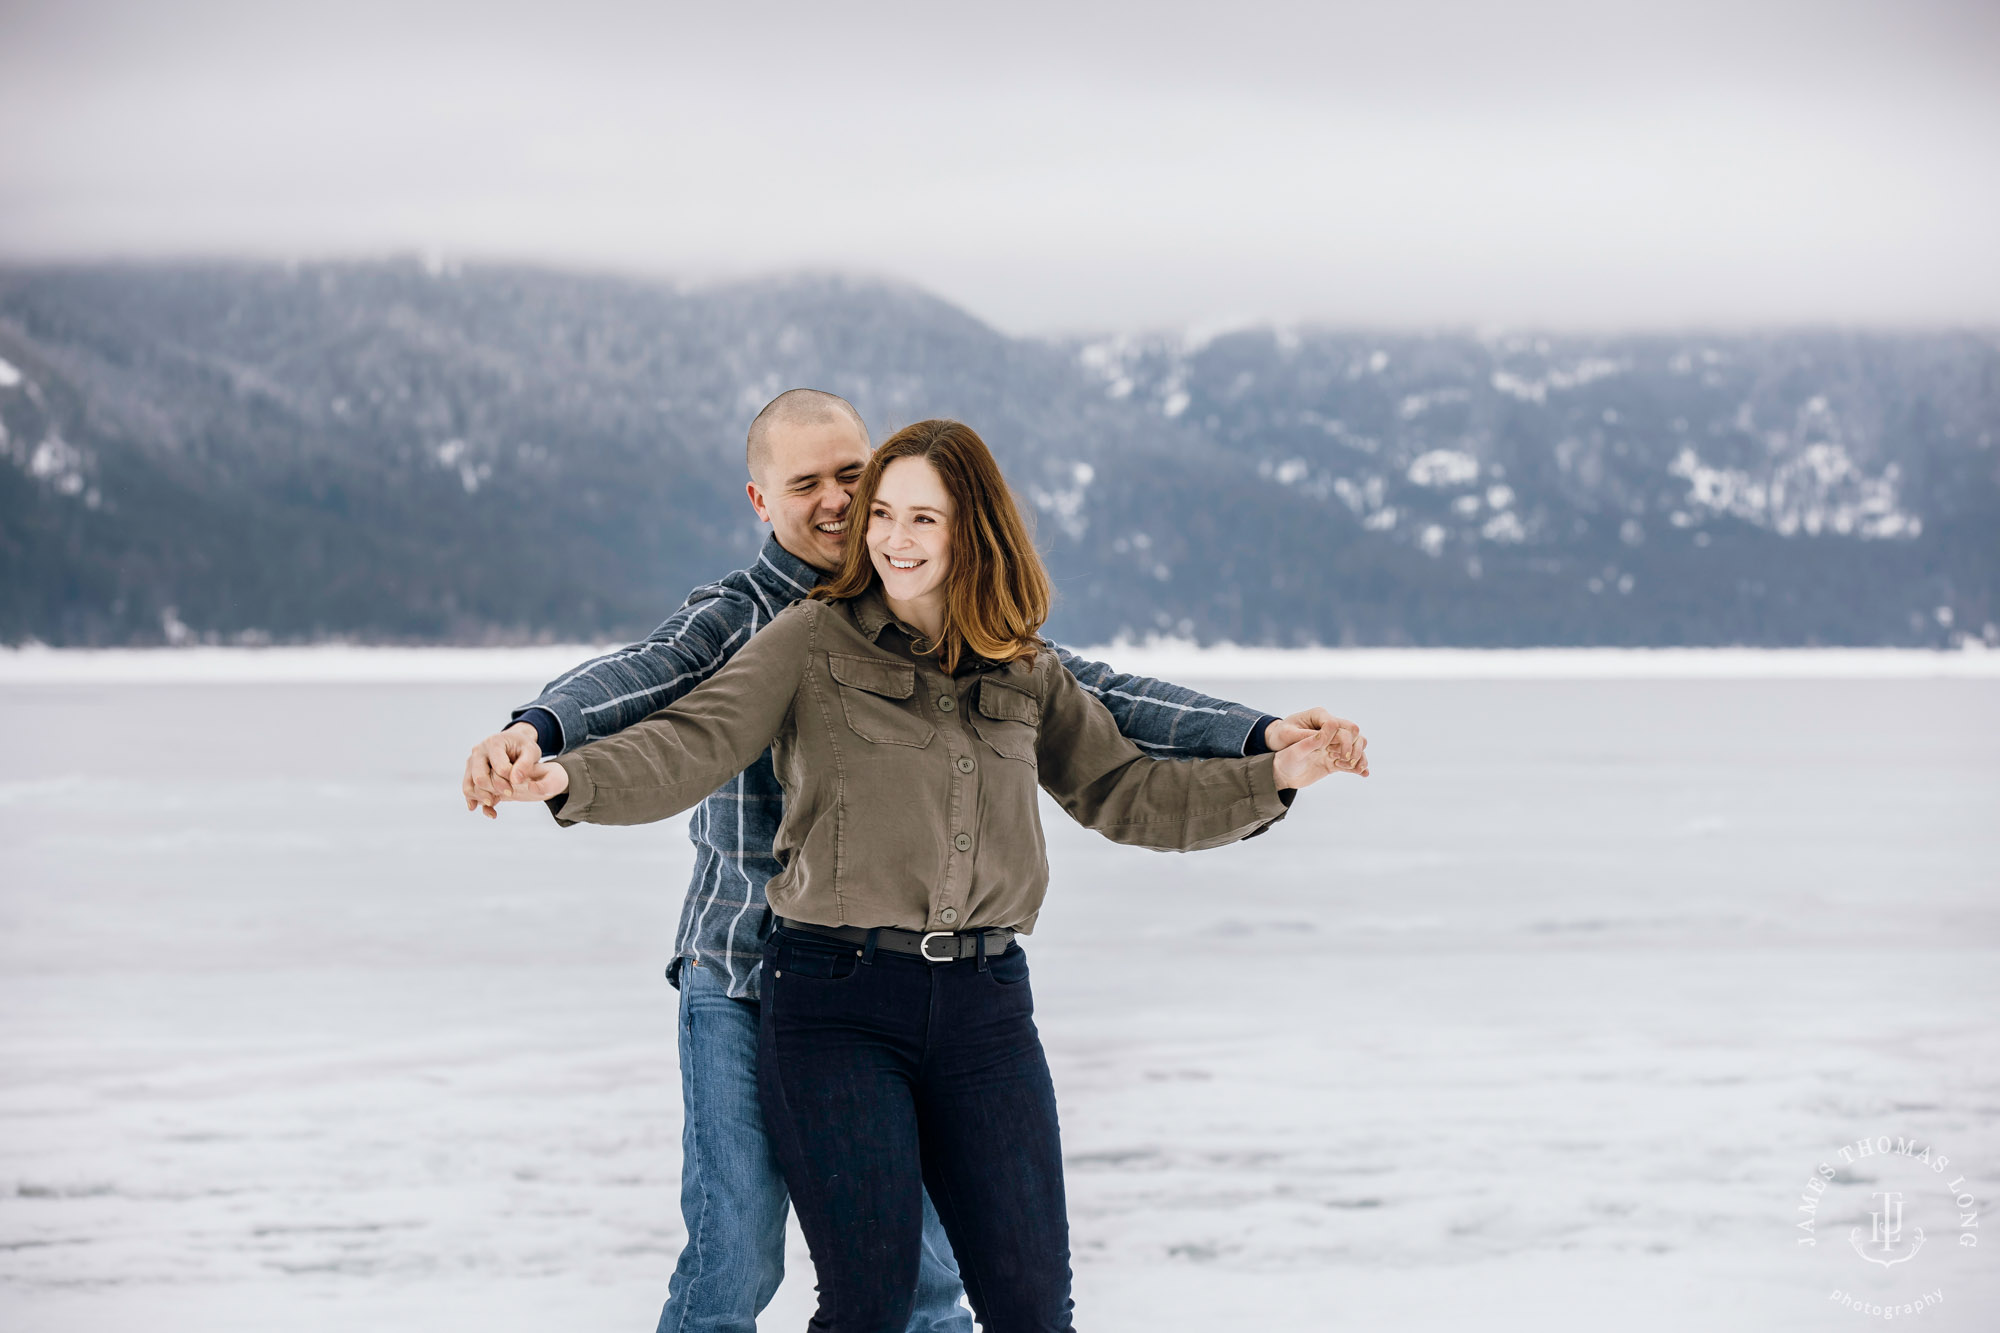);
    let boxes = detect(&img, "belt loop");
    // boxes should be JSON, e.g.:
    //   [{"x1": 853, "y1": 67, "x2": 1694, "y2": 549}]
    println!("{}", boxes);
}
[
  {"x1": 975, "y1": 928, "x2": 988, "y2": 973},
  {"x1": 862, "y1": 927, "x2": 879, "y2": 966}
]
